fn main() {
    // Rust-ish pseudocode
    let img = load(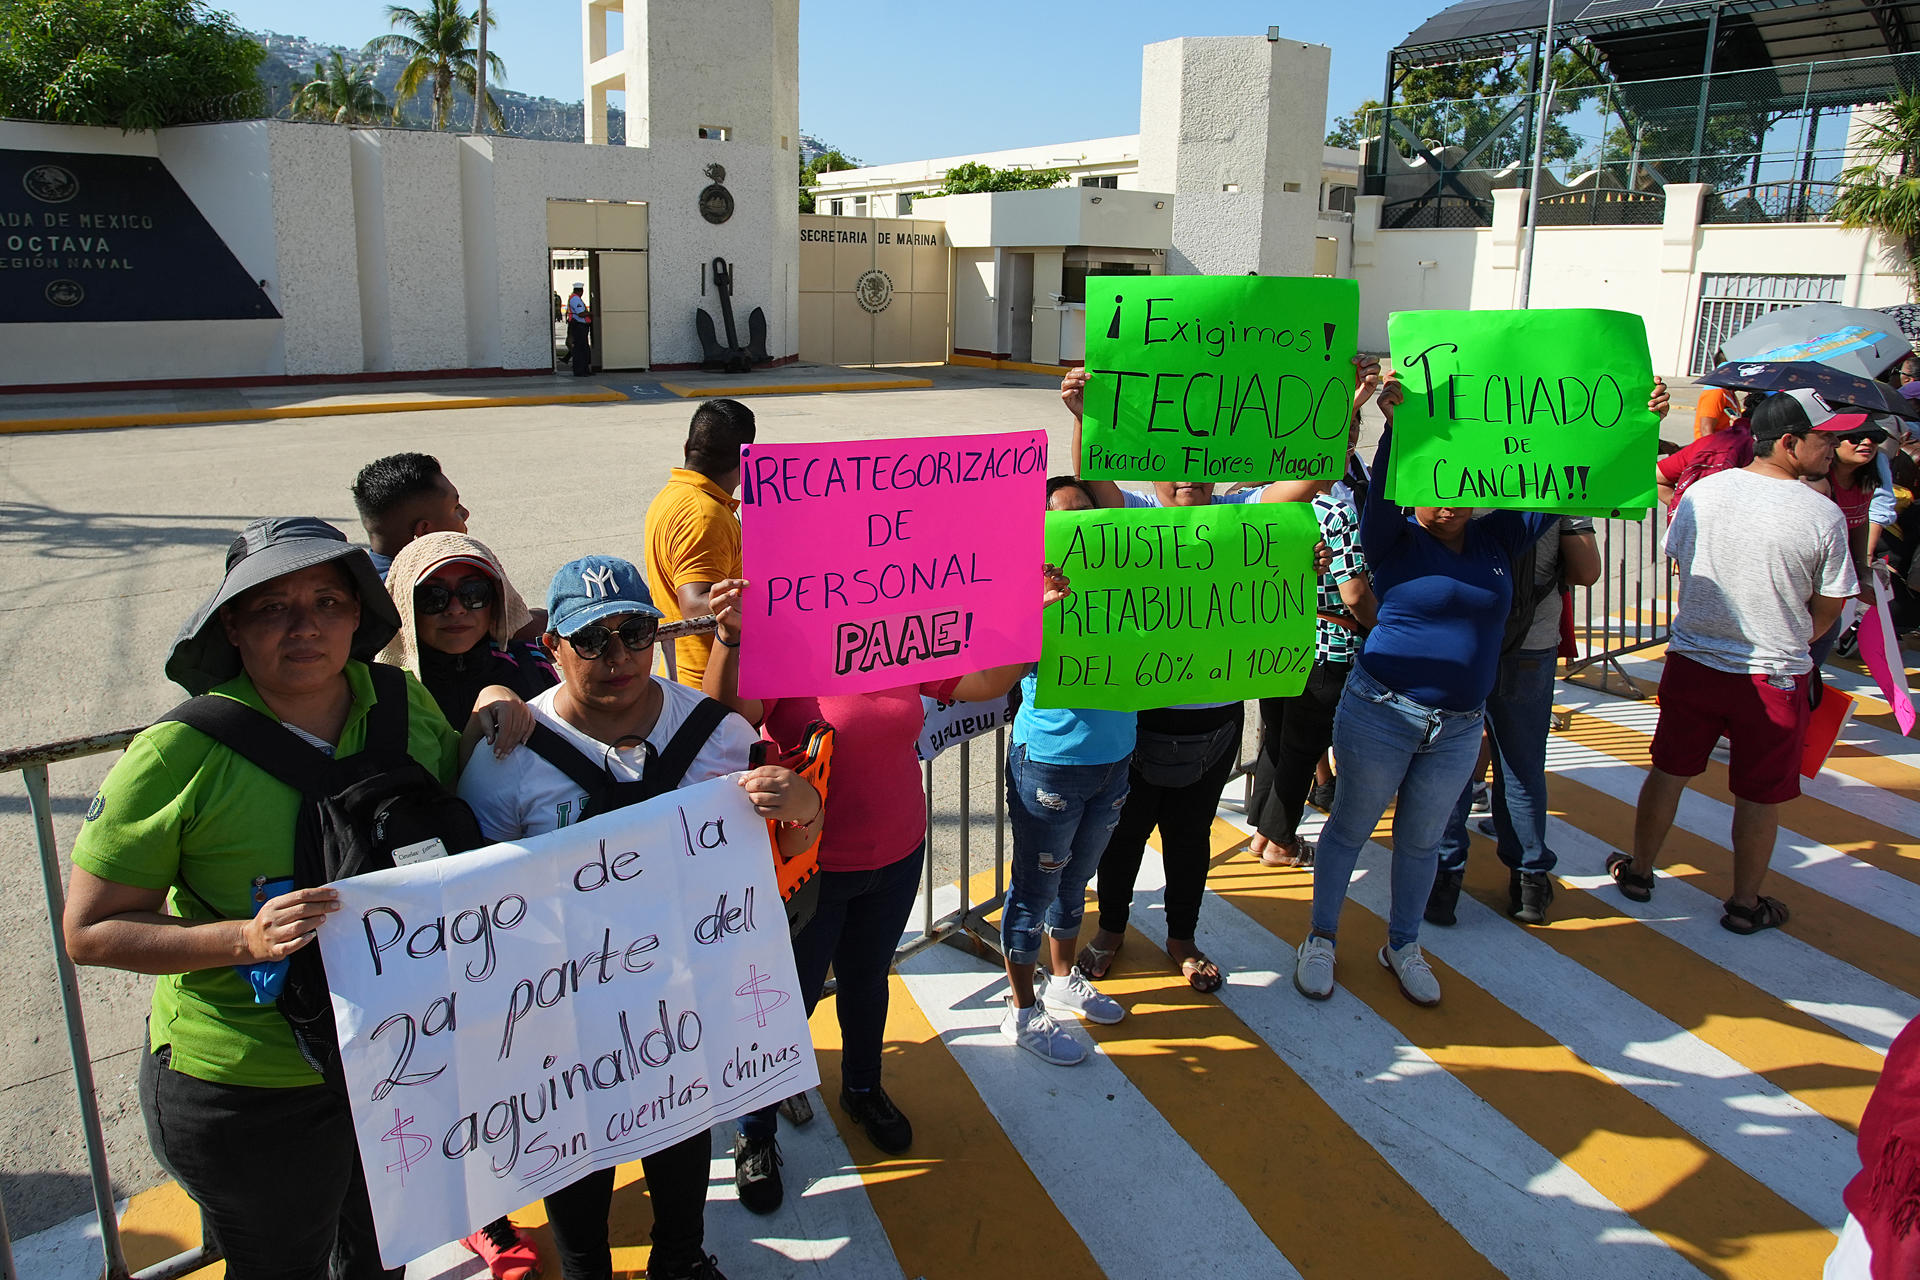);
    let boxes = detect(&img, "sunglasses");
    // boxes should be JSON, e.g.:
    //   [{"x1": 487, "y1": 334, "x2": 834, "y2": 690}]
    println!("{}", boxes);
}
[
  {"x1": 1836, "y1": 431, "x2": 1887, "y2": 446},
  {"x1": 563, "y1": 617, "x2": 659, "y2": 660},
  {"x1": 415, "y1": 579, "x2": 495, "y2": 615}
]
